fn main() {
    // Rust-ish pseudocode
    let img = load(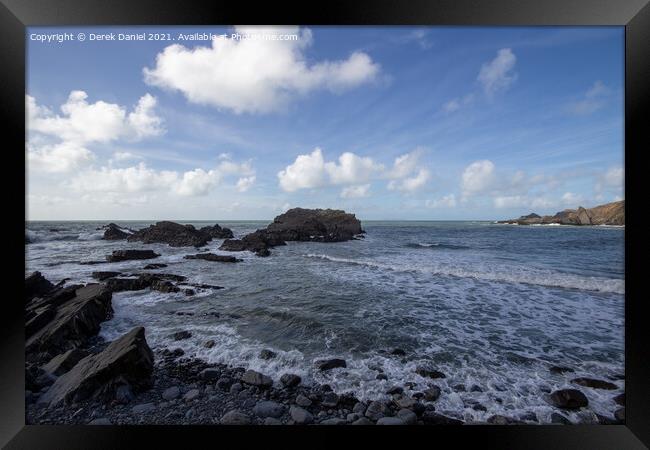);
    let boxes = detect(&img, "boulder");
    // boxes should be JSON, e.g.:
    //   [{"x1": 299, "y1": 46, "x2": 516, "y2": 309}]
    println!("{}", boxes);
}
[
  {"x1": 172, "y1": 331, "x2": 192, "y2": 341},
  {"x1": 25, "y1": 272, "x2": 55, "y2": 301},
  {"x1": 26, "y1": 284, "x2": 113, "y2": 358},
  {"x1": 365, "y1": 401, "x2": 390, "y2": 420},
  {"x1": 550, "y1": 413, "x2": 572, "y2": 424},
  {"x1": 377, "y1": 417, "x2": 405, "y2": 425},
  {"x1": 421, "y1": 411, "x2": 464, "y2": 425},
  {"x1": 241, "y1": 370, "x2": 273, "y2": 388},
  {"x1": 183, "y1": 253, "x2": 242, "y2": 263},
  {"x1": 295, "y1": 394, "x2": 312, "y2": 407},
  {"x1": 279, "y1": 373, "x2": 301, "y2": 388},
  {"x1": 397, "y1": 408, "x2": 418, "y2": 425},
  {"x1": 102, "y1": 223, "x2": 129, "y2": 240},
  {"x1": 253, "y1": 400, "x2": 285, "y2": 418},
  {"x1": 423, "y1": 385, "x2": 441, "y2": 401},
  {"x1": 162, "y1": 386, "x2": 181, "y2": 400},
  {"x1": 106, "y1": 250, "x2": 160, "y2": 262},
  {"x1": 316, "y1": 358, "x2": 347, "y2": 371},
  {"x1": 38, "y1": 327, "x2": 154, "y2": 406},
  {"x1": 548, "y1": 389, "x2": 589, "y2": 409},
  {"x1": 259, "y1": 349, "x2": 277, "y2": 360},
  {"x1": 415, "y1": 365, "x2": 446, "y2": 379},
  {"x1": 320, "y1": 418, "x2": 347, "y2": 425},
  {"x1": 290, "y1": 406, "x2": 314, "y2": 425},
  {"x1": 571, "y1": 377, "x2": 618, "y2": 390}
]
